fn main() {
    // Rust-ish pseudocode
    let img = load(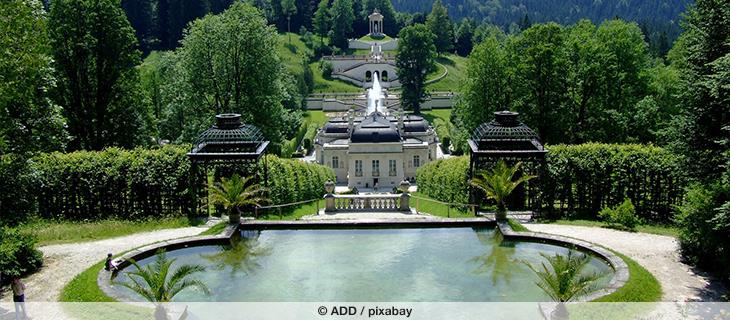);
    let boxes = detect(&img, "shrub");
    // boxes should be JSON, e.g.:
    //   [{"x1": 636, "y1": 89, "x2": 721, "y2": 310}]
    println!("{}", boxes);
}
[
  {"x1": 416, "y1": 156, "x2": 470, "y2": 204},
  {"x1": 599, "y1": 199, "x2": 640, "y2": 230},
  {"x1": 260, "y1": 155, "x2": 334, "y2": 205},
  {"x1": 320, "y1": 60, "x2": 333, "y2": 78},
  {"x1": 676, "y1": 182, "x2": 730, "y2": 282},
  {"x1": 0, "y1": 228, "x2": 43, "y2": 279},
  {"x1": 0, "y1": 155, "x2": 36, "y2": 225}
]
